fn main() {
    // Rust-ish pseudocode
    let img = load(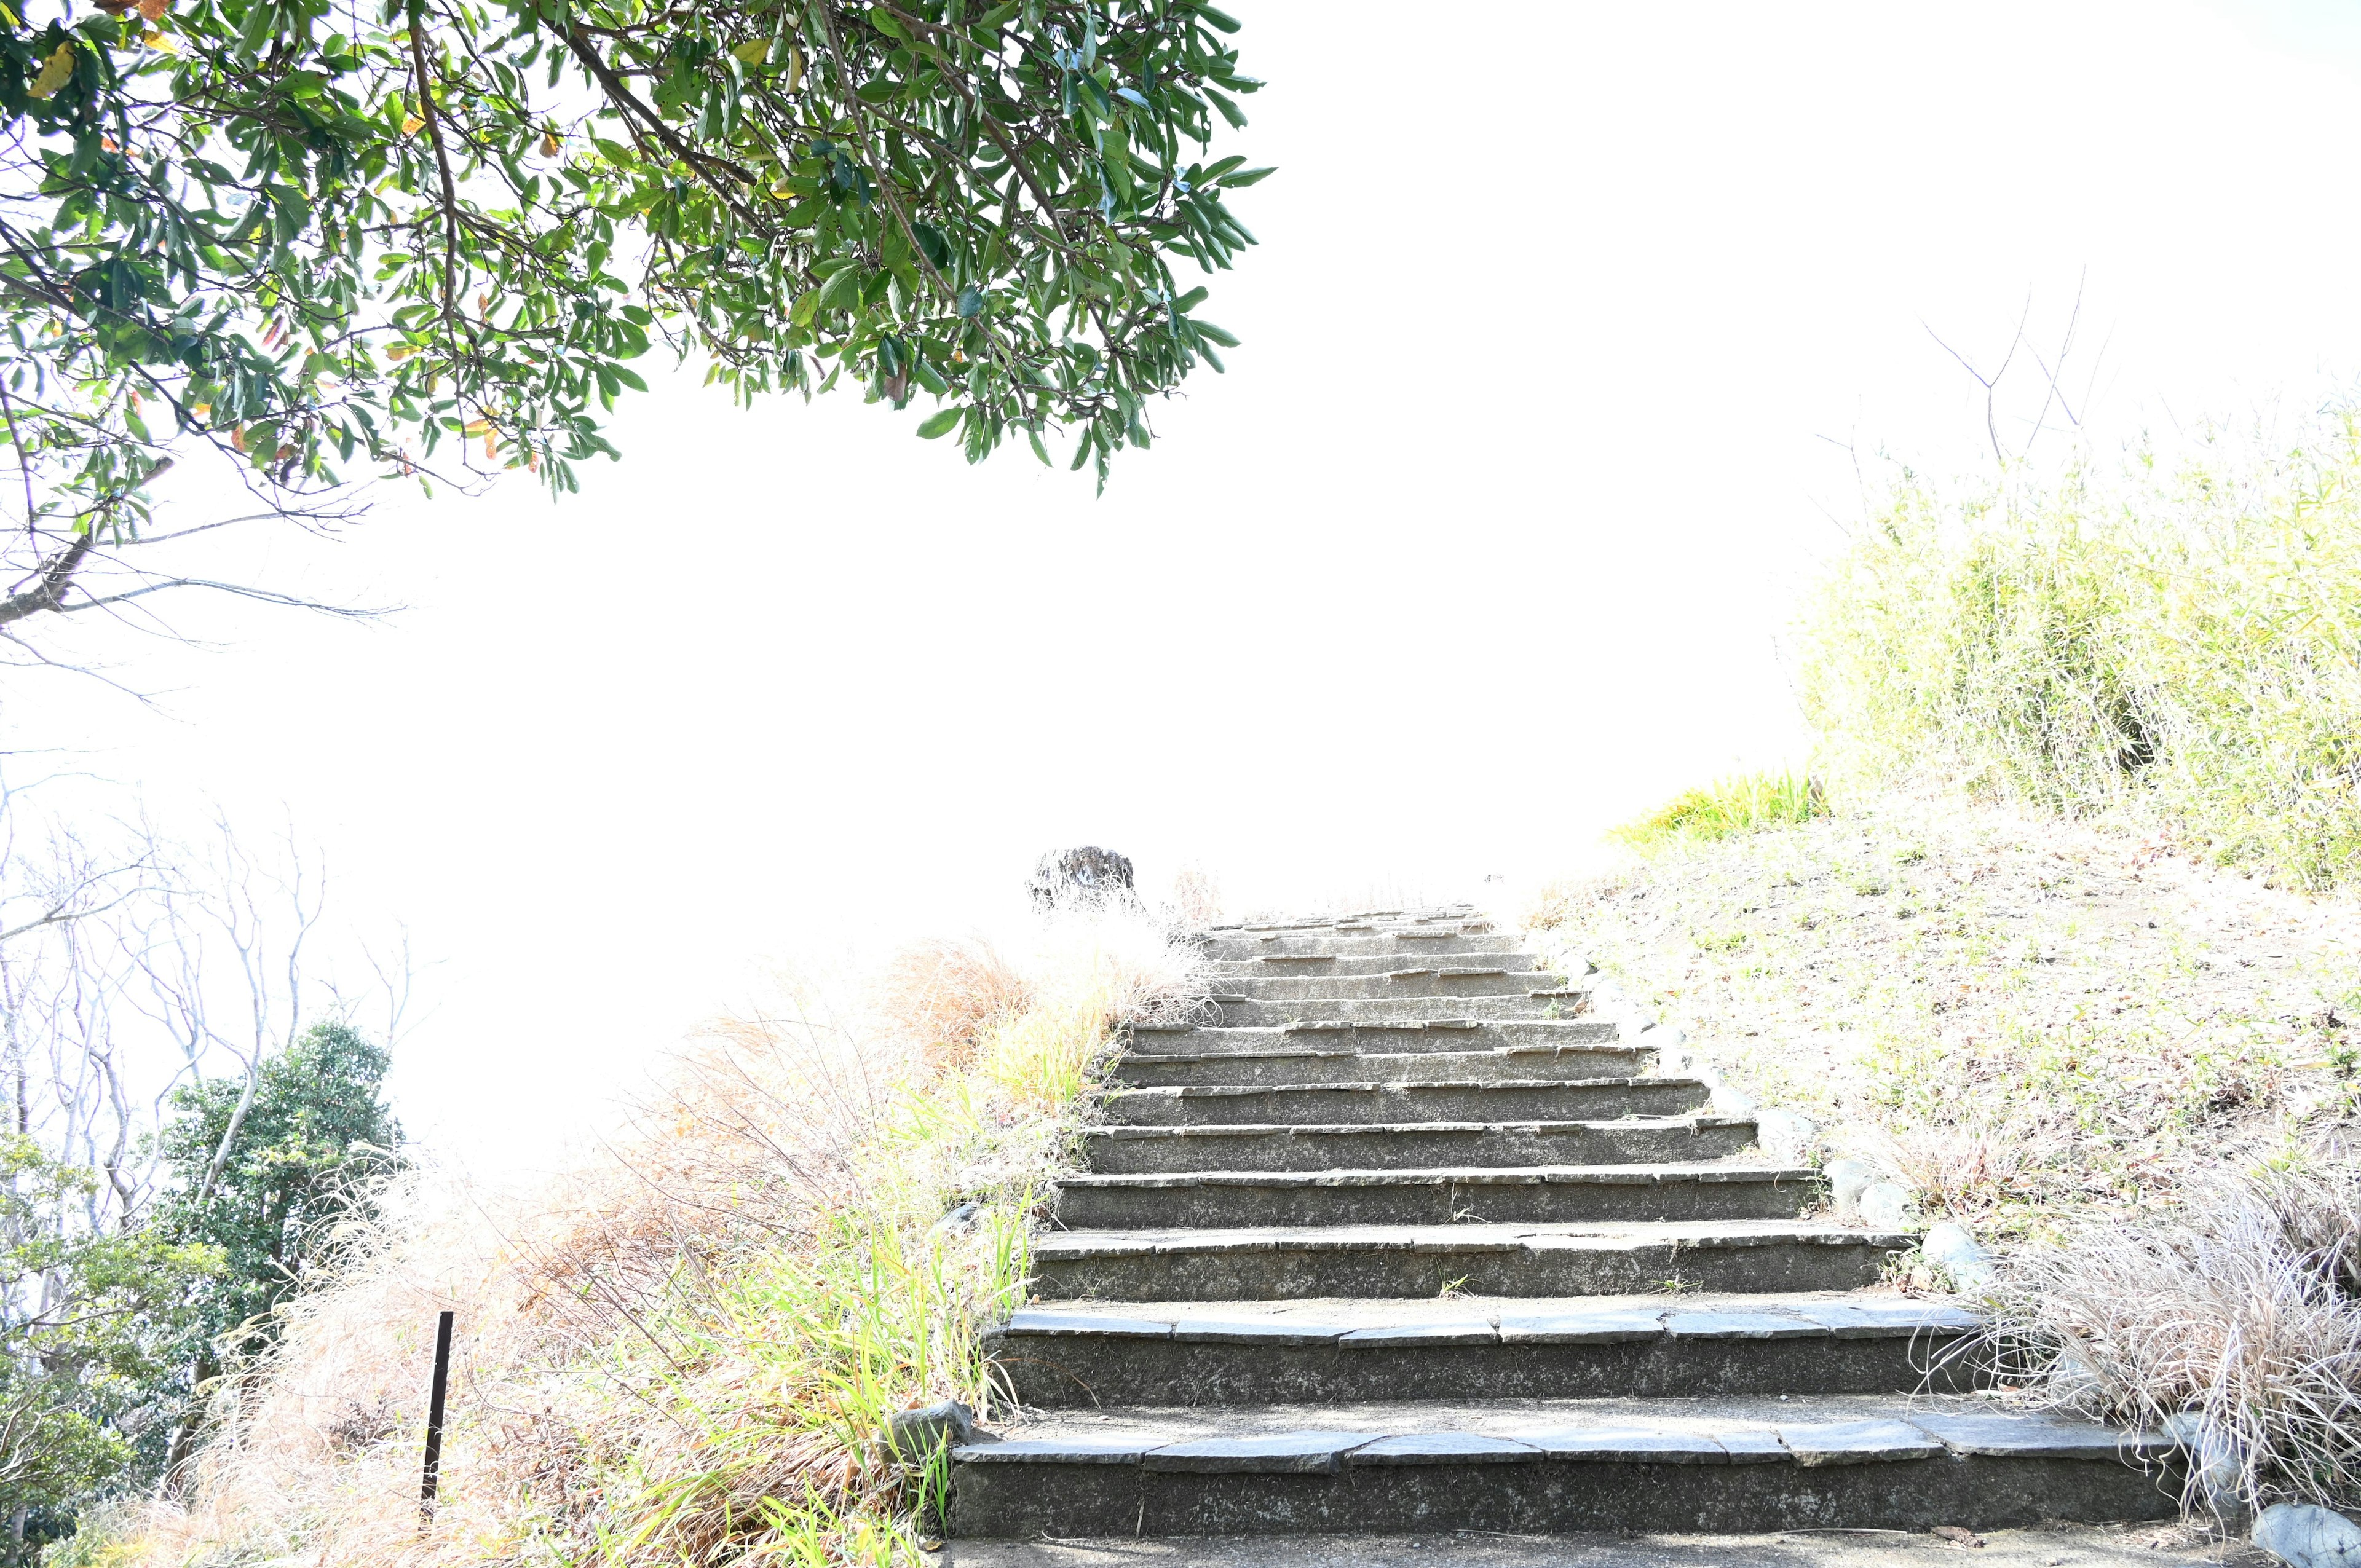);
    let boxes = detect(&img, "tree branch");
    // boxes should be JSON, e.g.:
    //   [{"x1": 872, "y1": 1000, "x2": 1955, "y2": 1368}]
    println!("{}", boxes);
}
[{"x1": 0, "y1": 531, "x2": 95, "y2": 627}]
